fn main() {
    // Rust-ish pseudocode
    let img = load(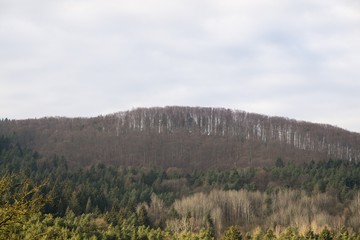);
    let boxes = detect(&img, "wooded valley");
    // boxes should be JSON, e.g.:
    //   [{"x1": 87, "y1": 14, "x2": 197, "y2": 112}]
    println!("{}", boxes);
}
[
  {"x1": 1, "y1": 107, "x2": 360, "y2": 239},
  {"x1": 1, "y1": 135, "x2": 360, "y2": 239}
]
